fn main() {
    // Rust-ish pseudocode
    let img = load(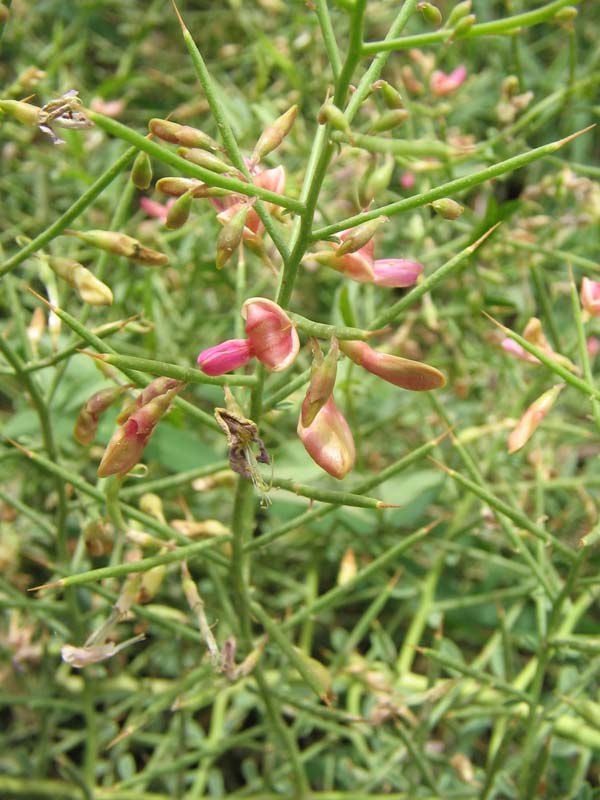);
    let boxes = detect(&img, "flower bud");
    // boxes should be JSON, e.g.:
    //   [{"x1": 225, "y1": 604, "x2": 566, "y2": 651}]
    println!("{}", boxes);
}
[
  {"x1": 453, "y1": 13, "x2": 476, "y2": 35},
  {"x1": 155, "y1": 176, "x2": 204, "y2": 197},
  {"x1": 75, "y1": 385, "x2": 130, "y2": 444},
  {"x1": 242, "y1": 297, "x2": 300, "y2": 372},
  {"x1": 431, "y1": 197, "x2": 464, "y2": 219},
  {"x1": 301, "y1": 338, "x2": 339, "y2": 427},
  {"x1": 137, "y1": 560, "x2": 166, "y2": 603},
  {"x1": 297, "y1": 397, "x2": 355, "y2": 480},
  {"x1": 177, "y1": 147, "x2": 234, "y2": 174},
  {"x1": 251, "y1": 104, "x2": 298, "y2": 164},
  {"x1": 377, "y1": 80, "x2": 404, "y2": 110},
  {"x1": 508, "y1": 384, "x2": 564, "y2": 454},
  {"x1": 317, "y1": 101, "x2": 353, "y2": 139},
  {"x1": 165, "y1": 189, "x2": 193, "y2": 230},
  {"x1": 216, "y1": 203, "x2": 250, "y2": 268},
  {"x1": 139, "y1": 493, "x2": 165, "y2": 522},
  {"x1": 149, "y1": 118, "x2": 221, "y2": 151},
  {"x1": 197, "y1": 338, "x2": 255, "y2": 376},
  {"x1": 291, "y1": 646, "x2": 333, "y2": 704},
  {"x1": 97, "y1": 382, "x2": 183, "y2": 477},
  {"x1": 64, "y1": 229, "x2": 169, "y2": 266},
  {"x1": 340, "y1": 340, "x2": 446, "y2": 391},
  {"x1": 370, "y1": 109, "x2": 409, "y2": 133},
  {"x1": 336, "y1": 217, "x2": 387, "y2": 257},
  {"x1": 446, "y1": 0, "x2": 471, "y2": 27},
  {"x1": 0, "y1": 98, "x2": 39, "y2": 125},
  {"x1": 373, "y1": 258, "x2": 423, "y2": 288},
  {"x1": 117, "y1": 377, "x2": 183, "y2": 424},
  {"x1": 555, "y1": 6, "x2": 577, "y2": 23},
  {"x1": 418, "y1": 2, "x2": 443, "y2": 26},
  {"x1": 131, "y1": 150, "x2": 153, "y2": 190},
  {"x1": 580, "y1": 277, "x2": 600, "y2": 316}
]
